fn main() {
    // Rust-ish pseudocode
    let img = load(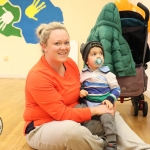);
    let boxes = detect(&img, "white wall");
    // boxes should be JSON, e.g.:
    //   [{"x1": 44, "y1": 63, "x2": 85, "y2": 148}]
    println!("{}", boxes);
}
[
  {"x1": 0, "y1": 0, "x2": 150, "y2": 97},
  {"x1": 0, "y1": 37, "x2": 78, "y2": 78},
  {"x1": 144, "y1": 35, "x2": 150, "y2": 98}
]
